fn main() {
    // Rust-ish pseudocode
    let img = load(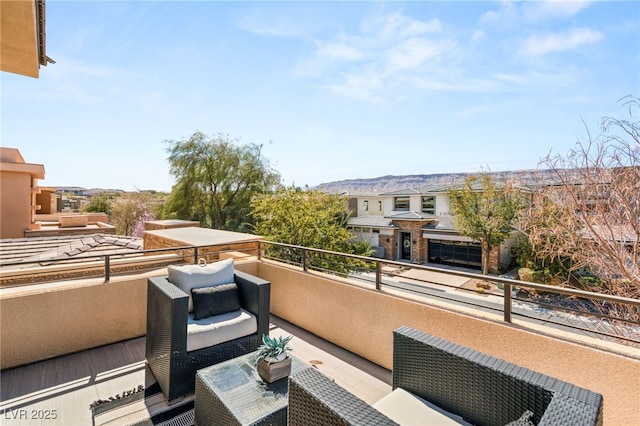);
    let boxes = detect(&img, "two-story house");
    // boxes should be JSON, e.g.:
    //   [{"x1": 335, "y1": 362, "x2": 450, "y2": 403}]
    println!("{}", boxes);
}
[{"x1": 348, "y1": 184, "x2": 520, "y2": 273}]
